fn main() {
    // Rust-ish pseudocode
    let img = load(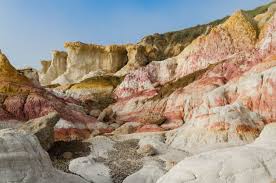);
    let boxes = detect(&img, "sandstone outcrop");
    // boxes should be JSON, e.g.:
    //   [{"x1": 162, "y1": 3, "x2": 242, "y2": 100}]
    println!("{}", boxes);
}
[
  {"x1": 39, "y1": 2, "x2": 275, "y2": 86},
  {"x1": 100, "y1": 8, "x2": 276, "y2": 149},
  {"x1": 115, "y1": 44, "x2": 149, "y2": 77},
  {"x1": 255, "y1": 3, "x2": 276, "y2": 28},
  {"x1": 0, "y1": 53, "x2": 98, "y2": 141},
  {"x1": 0, "y1": 53, "x2": 30, "y2": 84},
  {"x1": 0, "y1": 128, "x2": 88, "y2": 183},
  {"x1": 40, "y1": 60, "x2": 51, "y2": 74},
  {"x1": 113, "y1": 10, "x2": 258, "y2": 101},
  {"x1": 39, "y1": 51, "x2": 67, "y2": 85},
  {"x1": 18, "y1": 67, "x2": 40, "y2": 86},
  {"x1": 57, "y1": 75, "x2": 122, "y2": 109},
  {"x1": 52, "y1": 42, "x2": 128, "y2": 84}
]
